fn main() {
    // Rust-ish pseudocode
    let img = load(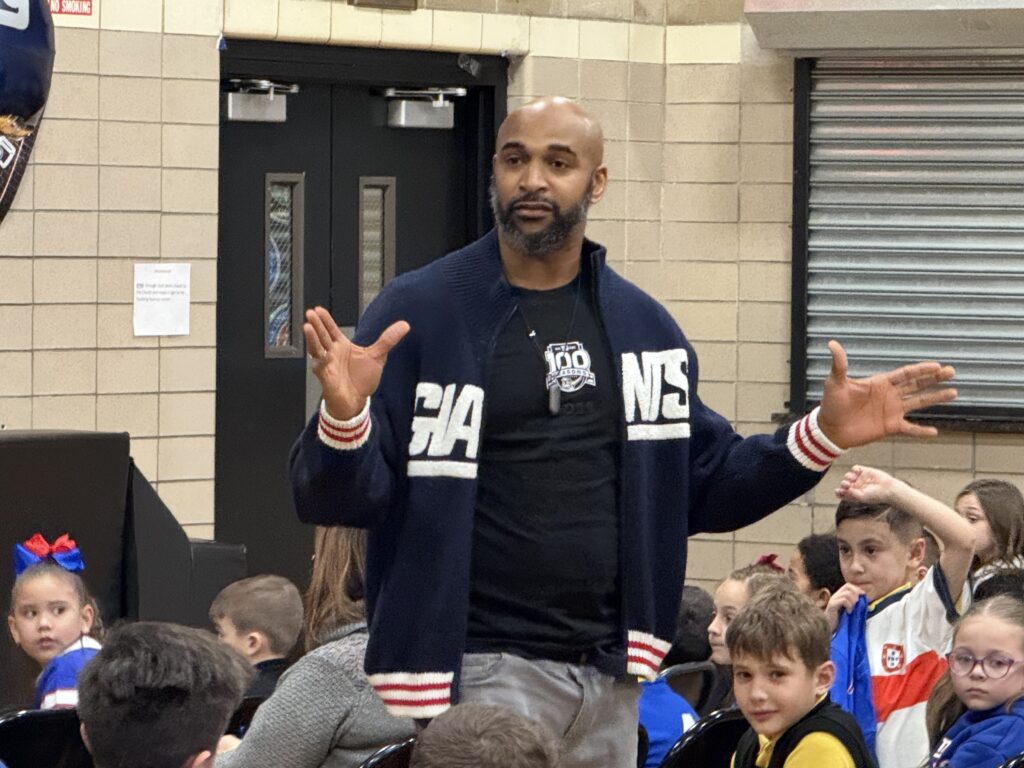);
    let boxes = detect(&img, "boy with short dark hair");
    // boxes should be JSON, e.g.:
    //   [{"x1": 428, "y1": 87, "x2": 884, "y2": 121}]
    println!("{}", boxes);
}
[
  {"x1": 410, "y1": 704, "x2": 560, "y2": 768},
  {"x1": 210, "y1": 574, "x2": 304, "y2": 697},
  {"x1": 827, "y1": 466, "x2": 975, "y2": 768},
  {"x1": 728, "y1": 588, "x2": 875, "y2": 768},
  {"x1": 77, "y1": 621, "x2": 253, "y2": 768}
]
